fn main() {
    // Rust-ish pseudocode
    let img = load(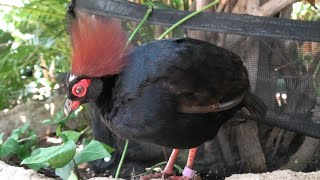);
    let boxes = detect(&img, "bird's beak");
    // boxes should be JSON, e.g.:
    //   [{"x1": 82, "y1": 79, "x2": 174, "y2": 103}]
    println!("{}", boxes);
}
[{"x1": 64, "y1": 99, "x2": 80, "y2": 116}]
